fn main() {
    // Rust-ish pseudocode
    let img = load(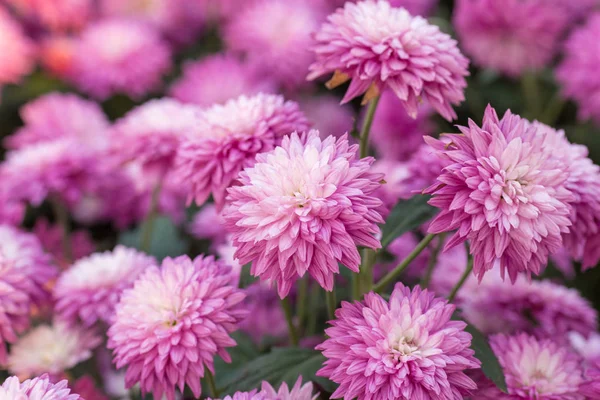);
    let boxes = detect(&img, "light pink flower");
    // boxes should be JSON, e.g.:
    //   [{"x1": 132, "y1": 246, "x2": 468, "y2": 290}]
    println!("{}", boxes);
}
[
  {"x1": 308, "y1": 0, "x2": 469, "y2": 121},
  {"x1": 5, "y1": 92, "x2": 110, "y2": 150},
  {"x1": 454, "y1": 0, "x2": 568, "y2": 77},
  {"x1": 557, "y1": 14, "x2": 600, "y2": 126},
  {"x1": 70, "y1": 19, "x2": 172, "y2": 100},
  {"x1": 169, "y1": 54, "x2": 276, "y2": 107},
  {"x1": 223, "y1": 131, "x2": 384, "y2": 298},
  {"x1": 424, "y1": 105, "x2": 573, "y2": 282},
  {"x1": 33, "y1": 218, "x2": 95, "y2": 268},
  {"x1": 108, "y1": 255, "x2": 247, "y2": 400},
  {"x1": 225, "y1": 0, "x2": 326, "y2": 89},
  {"x1": 175, "y1": 93, "x2": 310, "y2": 209},
  {"x1": 54, "y1": 246, "x2": 157, "y2": 326},
  {"x1": 0, "y1": 375, "x2": 80, "y2": 400},
  {"x1": 8, "y1": 321, "x2": 101, "y2": 378},
  {"x1": 317, "y1": 283, "x2": 480, "y2": 399},
  {"x1": 0, "y1": 6, "x2": 35, "y2": 84},
  {"x1": 260, "y1": 378, "x2": 319, "y2": 400},
  {"x1": 110, "y1": 98, "x2": 202, "y2": 175}
]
